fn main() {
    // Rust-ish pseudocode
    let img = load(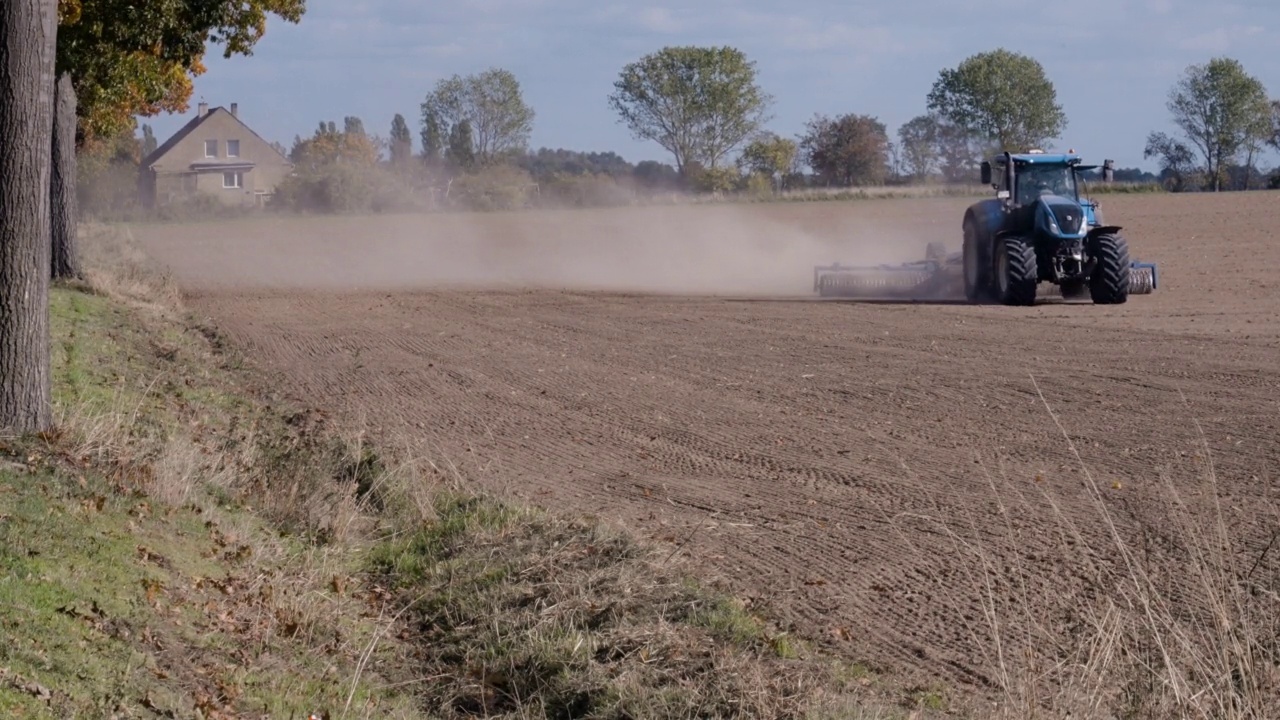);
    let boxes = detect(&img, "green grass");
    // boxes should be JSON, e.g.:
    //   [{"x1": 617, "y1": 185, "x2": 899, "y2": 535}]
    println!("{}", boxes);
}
[{"x1": 1, "y1": 283, "x2": 424, "y2": 719}]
